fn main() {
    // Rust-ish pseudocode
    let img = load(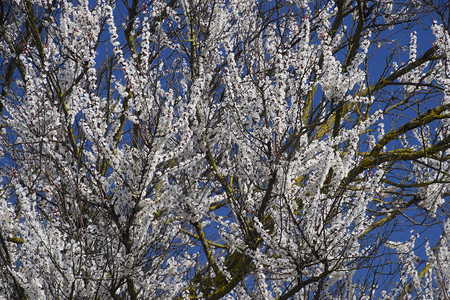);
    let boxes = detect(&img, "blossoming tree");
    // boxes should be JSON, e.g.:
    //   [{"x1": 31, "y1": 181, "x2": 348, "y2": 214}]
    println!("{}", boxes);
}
[{"x1": 0, "y1": 0, "x2": 449, "y2": 299}]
